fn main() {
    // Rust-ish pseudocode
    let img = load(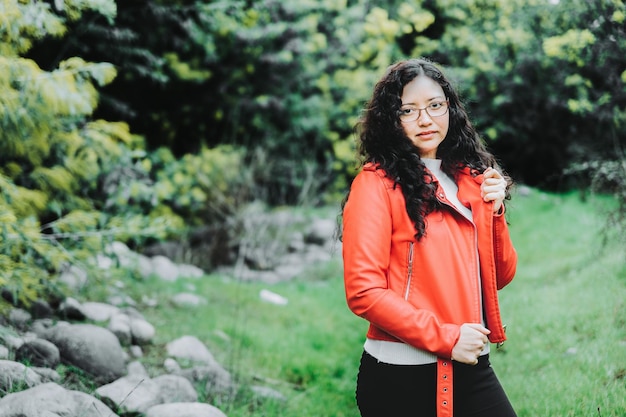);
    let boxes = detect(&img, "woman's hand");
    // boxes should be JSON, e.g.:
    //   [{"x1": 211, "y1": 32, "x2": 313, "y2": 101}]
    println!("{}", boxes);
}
[
  {"x1": 451, "y1": 323, "x2": 490, "y2": 365},
  {"x1": 481, "y1": 167, "x2": 507, "y2": 214}
]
